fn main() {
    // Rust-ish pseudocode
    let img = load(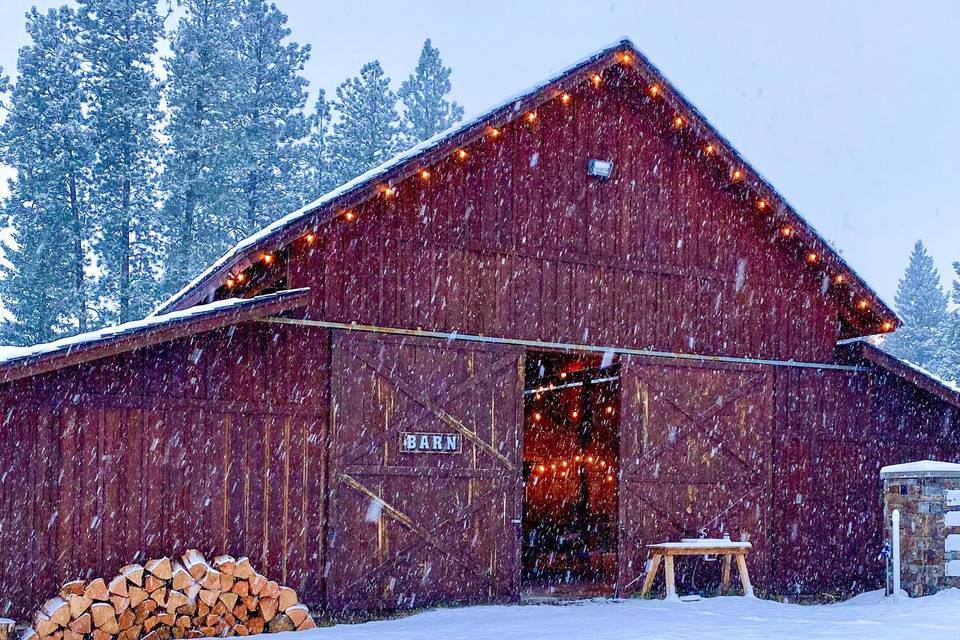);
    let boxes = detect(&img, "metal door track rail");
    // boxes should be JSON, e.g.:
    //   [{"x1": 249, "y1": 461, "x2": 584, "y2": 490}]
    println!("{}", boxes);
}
[{"x1": 261, "y1": 317, "x2": 867, "y2": 372}]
